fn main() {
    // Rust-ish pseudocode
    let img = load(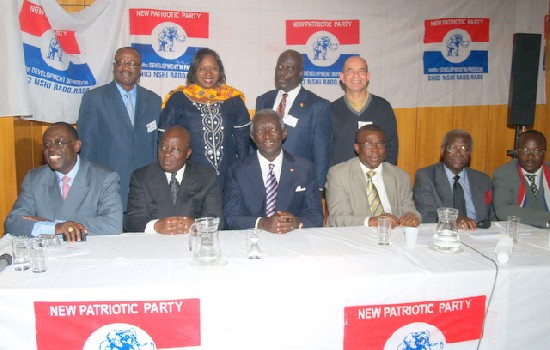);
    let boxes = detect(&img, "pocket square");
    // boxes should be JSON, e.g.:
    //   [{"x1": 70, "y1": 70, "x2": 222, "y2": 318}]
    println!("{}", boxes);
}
[{"x1": 295, "y1": 185, "x2": 306, "y2": 192}]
